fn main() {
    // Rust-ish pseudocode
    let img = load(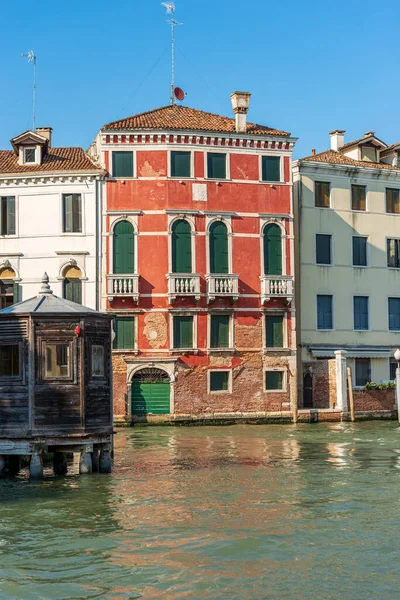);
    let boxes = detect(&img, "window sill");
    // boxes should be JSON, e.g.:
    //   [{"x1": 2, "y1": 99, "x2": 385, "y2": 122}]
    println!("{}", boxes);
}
[
  {"x1": 110, "y1": 177, "x2": 136, "y2": 181},
  {"x1": 209, "y1": 390, "x2": 232, "y2": 395},
  {"x1": 316, "y1": 263, "x2": 333, "y2": 267},
  {"x1": 263, "y1": 348, "x2": 290, "y2": 354},
  {"x1": 353, "y1": 265, "x2": 369, "y2": 268},
  {"x1": 351, "y1": 210, "x2": 368, "y2": 213},
  {"x1": 260, "y1": 180, "x2": 284, "y2": 185},
  {"x1": 170, "y1": 348, "x2": 198, "y2": 354},
  {"x1": 168, "y1": 176, "x2": 194, "y2": 180},
  {"x1": 61, "y1": 233, "x2": 85, "y2": 237},
  {"x1": 0, "y1": 234, "x2": 18, "y2": 238},
  {"x1": 264, "y1": 389, "x2": 286, "y2": 393},
  {"x1": 314, "y1": 205, "x2": 332, "y2": 209},
  {"x1": 205, "y1": 178, "x2": 230, "y2": 182},
  {"x1": 207, "y1": 347, "x2": 235, "y2": 353},
  {"x1": 112, "y1": 348, "x2": 138, "y2": 354}
]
